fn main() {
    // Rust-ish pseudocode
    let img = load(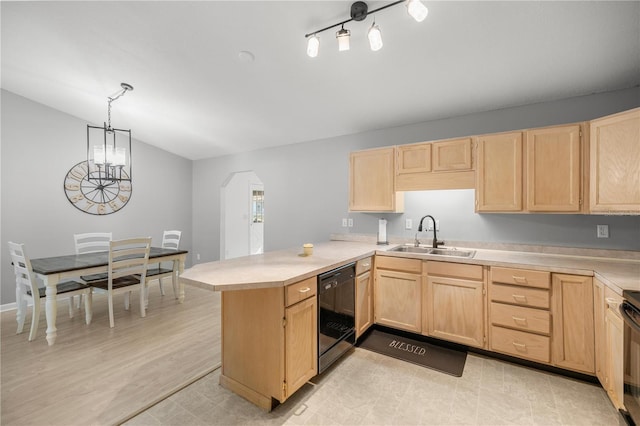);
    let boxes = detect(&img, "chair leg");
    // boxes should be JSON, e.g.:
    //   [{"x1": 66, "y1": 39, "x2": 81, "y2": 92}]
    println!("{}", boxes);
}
[
  {"x1": 139, "y1": 287, "x2": 146, "y2": 318},
  {"x1": 16, "y1": 287, "x2": 26, "y2": 334},
  {"x1": 68, "y1": 298, "x2": 75, "y2": 318},
  {"x1": 159, "y1": 278, "x2": 166, "y2": 296},
  {"x1": 171, "y1": 273, "x2": 179, "y2": 300},
  {"x1": 108, "y1": 292, "x2": 115, "y2": 328},
  {"x1": 84, "y1": 291, "x2": 93, "y2": 325},
  {"x1": 124, "y1": 292, "x2": 130, "y2": 310},
  {"x1": 29, "y1": 298, "x2": 41, "y2": 341}
]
